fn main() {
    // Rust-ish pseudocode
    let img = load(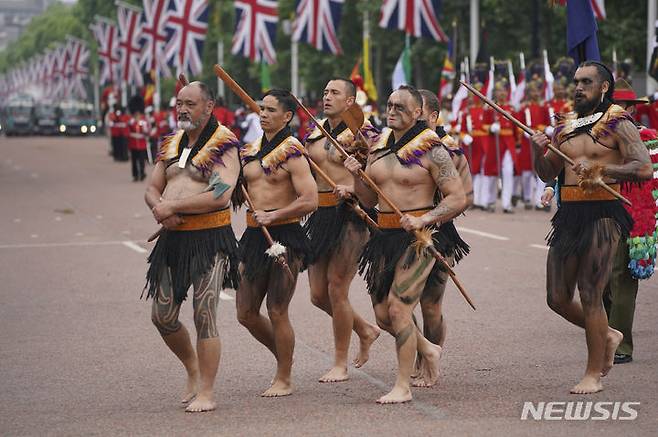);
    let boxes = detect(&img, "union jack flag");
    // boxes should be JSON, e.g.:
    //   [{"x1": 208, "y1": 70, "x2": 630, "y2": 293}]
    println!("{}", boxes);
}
[
  {"x1": 141, "y1": 0, "x2": 171, "y2": 77},
  {"x1": 292, "y1": 0, "x2": 344, "y2": 55},
  {"x1": 66, "y1": 37, "x2": 90, "y2": 99},
  {"x1": 164, "y1": 0, "x2": 209, "y2": 76},
  {"x1": 116, "y1": 1, "x2": 144, "y2": 87},
  {"x1": 91, "y1": 16, "x2": 120, "y2": 85},
  {"x1": 379, "y1": 0, "x2": 448, "y2": 42},
  {"x1": 231, "y1": 0, "x2": 278, "y2": 65},
  {"x1": 50, "y1": 44, "x2": 70, "y2": 98}
]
